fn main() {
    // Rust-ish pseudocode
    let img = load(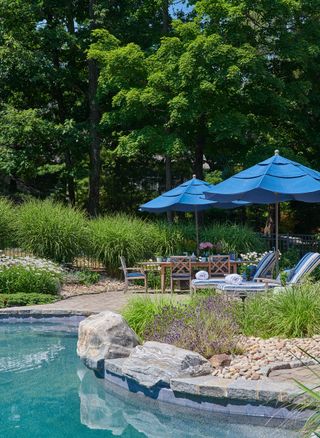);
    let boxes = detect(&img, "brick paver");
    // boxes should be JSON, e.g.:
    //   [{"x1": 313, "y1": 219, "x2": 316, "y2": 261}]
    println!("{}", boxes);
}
[{"x1": 0, "y1": 290, "x2": 188, "y2": 315}]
